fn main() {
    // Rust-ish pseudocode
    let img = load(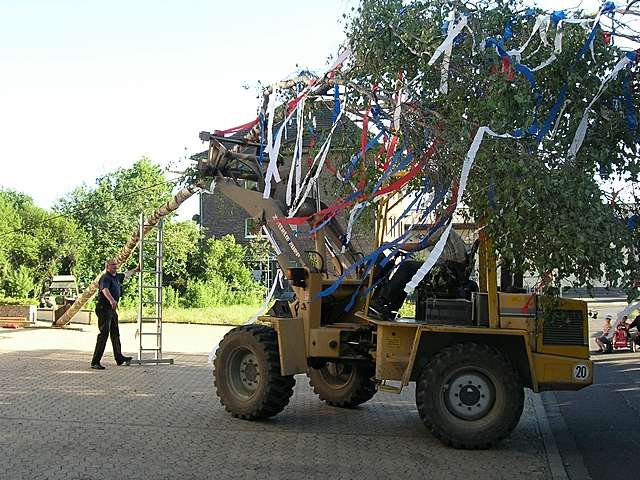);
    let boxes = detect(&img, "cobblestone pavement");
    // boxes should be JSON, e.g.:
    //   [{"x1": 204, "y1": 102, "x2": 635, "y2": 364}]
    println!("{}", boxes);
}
[{"x1": 0, "y1": 323, "x2": 551, "y2": 480}]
